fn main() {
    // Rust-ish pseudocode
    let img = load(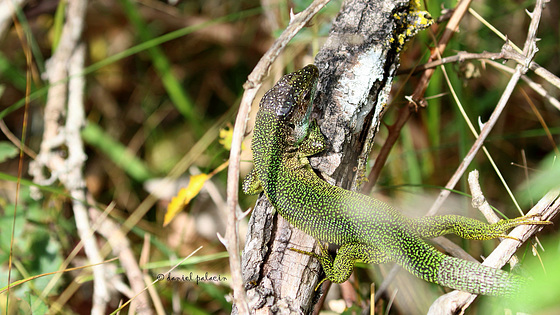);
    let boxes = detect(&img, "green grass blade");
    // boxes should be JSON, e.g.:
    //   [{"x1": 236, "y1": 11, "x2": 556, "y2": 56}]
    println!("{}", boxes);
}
[{"x1": 81, "y1": 122, "x2": 154, "y2": 182}]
